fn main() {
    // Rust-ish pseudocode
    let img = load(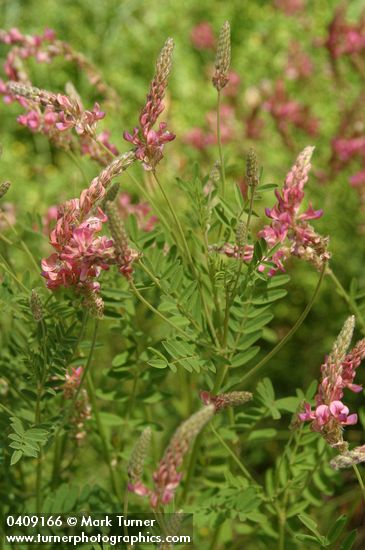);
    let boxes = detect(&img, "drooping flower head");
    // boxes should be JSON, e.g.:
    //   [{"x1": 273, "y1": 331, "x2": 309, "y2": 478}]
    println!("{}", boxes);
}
[{"x1": 128, "y1": 391, "x2": 252, "y2": 507}]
